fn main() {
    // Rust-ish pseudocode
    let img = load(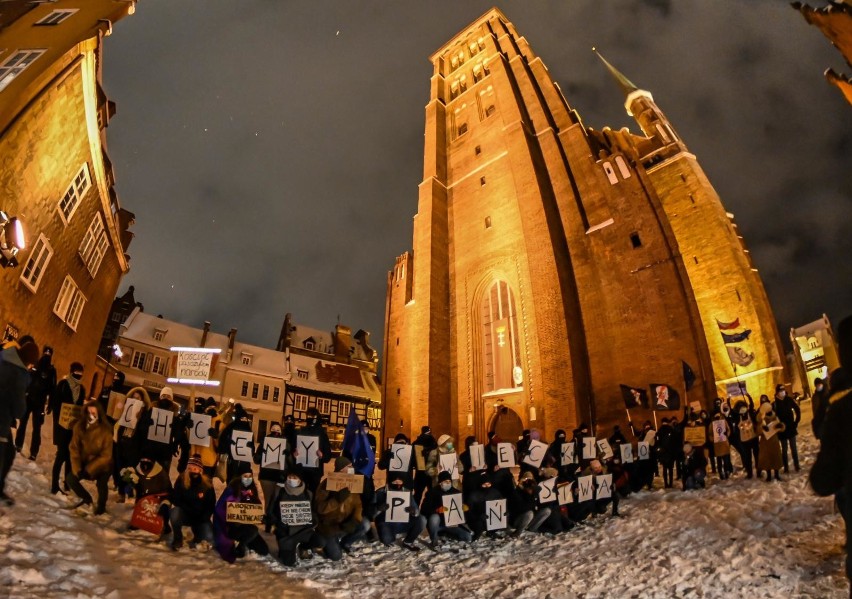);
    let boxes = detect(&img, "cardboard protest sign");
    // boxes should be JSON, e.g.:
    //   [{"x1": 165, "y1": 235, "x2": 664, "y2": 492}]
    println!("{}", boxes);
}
[
  {"x1": 637, "y1": 441, "x2": 650, "y2": 461},
  {"x1": 683, "y1": 426, "x2": 707, "y2": 446},
  {"x1": 296, "y1": 435, "x2": 319, "y2": 468},
  {"x1": 230, "y1": 430, "x2": 253, "y2": 462},
  {"x1": 485, "y1": 499, "x2": 507, "y2": 531},
  {"x1": 441, "y1": 493, "x2": 465, "y2": 527},
  {"x1": 577, "y1": 475, "x2": 594, "y2": 502},
  {"x1": 689, "y1": 400, "x2": 702, "y2": 413},
  {"x1": 711, "y1": 420, "x2": 728, "y2": 444},
  {"x1": 596, "y1": 474, "x2": 613, "y2": 499},
  {"x1": 326, "y1": 472, "x2": 365, "y2": 493},
  {"x1": 557, "y1": 482, "x2": 574, "y2": 505},
  {"x1": 497, "y1": 443, "x2": 516, "y2": 469},
  {"x1": 415, "y1": 446, "x2": 426, "y2": 471},
  {"x1": 147, "y1": 407, "x2": 173, "y2": 444},
  {"x1": 620, "y1": 444, "x2": 634, "y2": 464},
  {"x1": 469, "y1": 443, "x2": 486, "y2": 472},
  {"x1": 130, "y1": 493, "x2": 168, "y2": 535},
  {"x1": 560, "y1": 442, "x2": 576, "y2": 466},
  {"x1": 389, "y1": 443, "x2": 412, "y2": 472},
  {"x1": 260, "y1": 437, "x2": 287, "y2": 470},
  {"x1": 523, "y1": 439, "x2": 549, "y2": 468},
  {"x1": 173, "y1": 349, "x2": 216, "y2": 381},
  {"x1": 762, "y1": 423, "x2": 779, "y2": 440},
  {"x1": 108, "y1": 392, "x2": 127, "y2": 421},
  {"x1": 582, "y1": 437, "x2": 596, "y2": 460},
  {"x1": 118, "y1": 398, "x2": 143, "y2": 430},
  {"x1": 58, "y1": 404, "x2": 82, "y2": 430},
  {"x1": 538, "y1": 477, "x2": 557, "y2": 503},
  {"x1": 385, "y1": 490, "x2": 411, "y2": 524},
  {"x1": 188, "y1": 412, "x2": 212, "y2": 446},
  {"x1": 280, "y1": 500, "x2": 312, "y2": 526},
  {"x1": 439, "y1": 452, "x2": 460, "y2": 480},
  {"x1": 596, "y1": 439, "x2": 614, "y2": 461},
  {"x1": 226, "y1": 502, "x2": 264, "y2": 524},
  {"x1": 739, "y1": 420, "x2": 756, "y2": 442}
]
